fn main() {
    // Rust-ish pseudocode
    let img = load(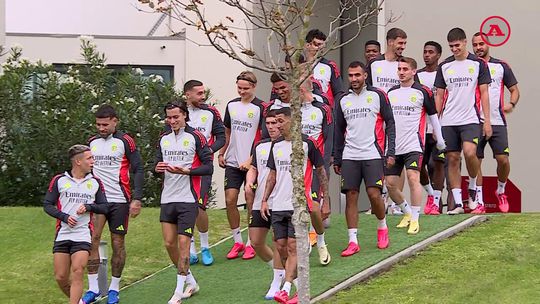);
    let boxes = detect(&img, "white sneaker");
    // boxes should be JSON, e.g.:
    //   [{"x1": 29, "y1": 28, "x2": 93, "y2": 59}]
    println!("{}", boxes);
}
[
  {"x1": 181, "y1": 284, "x2": 200, "y2": 299},
  {"x1": 468, "y1": 189, "x2": 478, "y2": 210},
  {"x1": 168, "y1": 291, "x2": 183, "y2": 304},
  {"x1": 388, "y1": 203, "x2": 403, "y2": 215},
  {"x1": 364, "y1": 208, "x2": 372, "y2": 214},
  {"x1": 447, "y1": 206, "x2": 465, "y2": 215}
]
